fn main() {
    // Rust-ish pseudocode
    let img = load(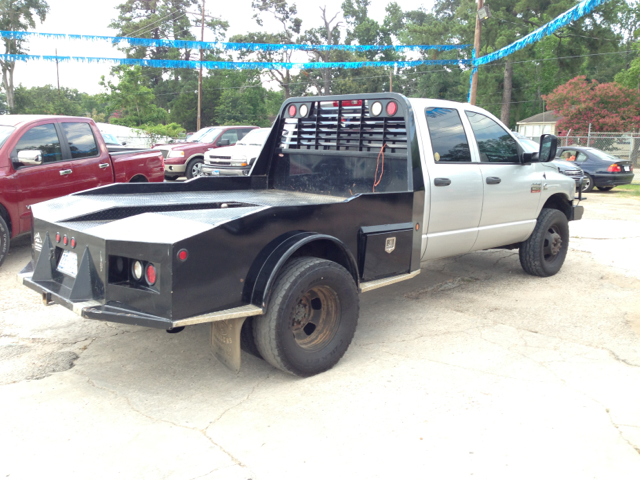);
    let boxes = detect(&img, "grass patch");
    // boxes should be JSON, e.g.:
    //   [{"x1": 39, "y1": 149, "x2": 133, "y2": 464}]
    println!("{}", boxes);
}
[{"x1": 613, "y1": 184, "x2": 640, "y2": 197}]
